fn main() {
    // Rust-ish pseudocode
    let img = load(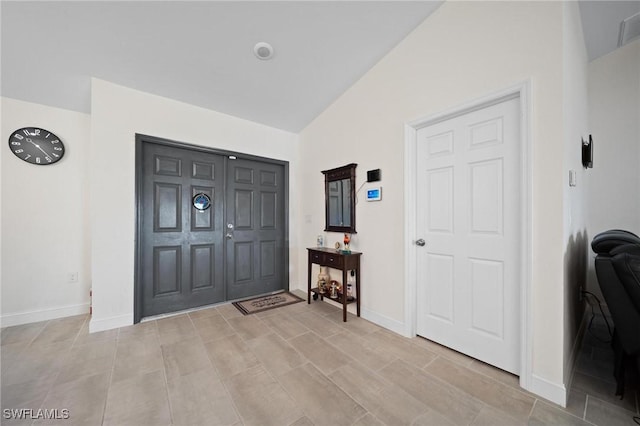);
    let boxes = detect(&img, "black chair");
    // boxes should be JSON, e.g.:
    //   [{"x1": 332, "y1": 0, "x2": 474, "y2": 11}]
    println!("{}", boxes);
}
[{"x1": 591, "y1": 229, "x2": 640, "y2": 397}]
